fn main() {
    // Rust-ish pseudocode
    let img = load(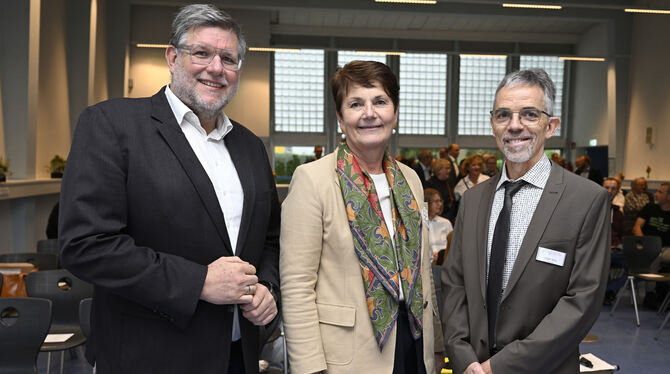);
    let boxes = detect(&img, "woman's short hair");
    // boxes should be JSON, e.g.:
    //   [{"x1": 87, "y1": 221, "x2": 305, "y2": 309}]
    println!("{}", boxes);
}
[
  {"x1": 463, "y1": 154, "x2": 484, "y2": 174},
  {"x1": 424, "y1": 188, "x2": 440, "y2": 202},
  {"x1": 169, "y1": 4, "x2": 247, "y2": 61},
  {"x1": 331, "y1": 60, "x2": 399, "y2": 116},
  {"x1": 431, "y1": 158, "x2": 451, "y2": 176}
]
